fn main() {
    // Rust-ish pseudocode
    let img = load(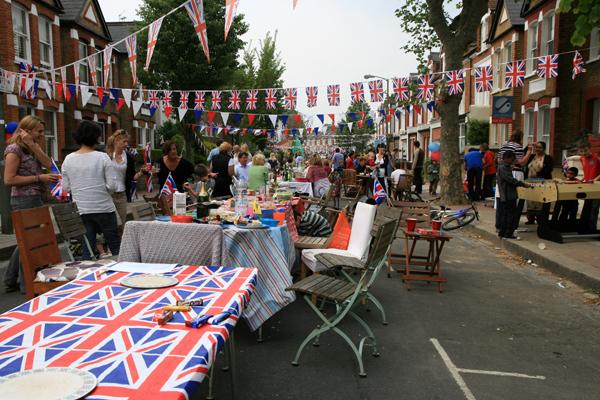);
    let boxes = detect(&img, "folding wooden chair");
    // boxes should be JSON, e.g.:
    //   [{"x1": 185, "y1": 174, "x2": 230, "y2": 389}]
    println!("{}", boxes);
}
[
  {"x1": 131, "y1": 202, "x2": 156, "y2": 221},
  {"x1": 52, "y1": 202, "x2": 96, "y2": 261},
  {"x1": 287, "y1": 219, "x2": 398, "y2": 377}
]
